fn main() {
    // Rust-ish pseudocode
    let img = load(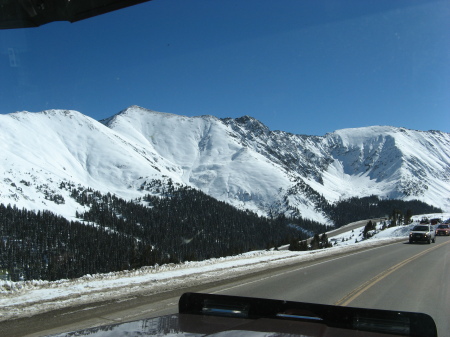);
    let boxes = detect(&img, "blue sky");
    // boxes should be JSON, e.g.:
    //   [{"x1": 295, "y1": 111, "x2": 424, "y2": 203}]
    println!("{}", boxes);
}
[{"x1": 1, "y1": 0, "x2": 449, "y2": 136}]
